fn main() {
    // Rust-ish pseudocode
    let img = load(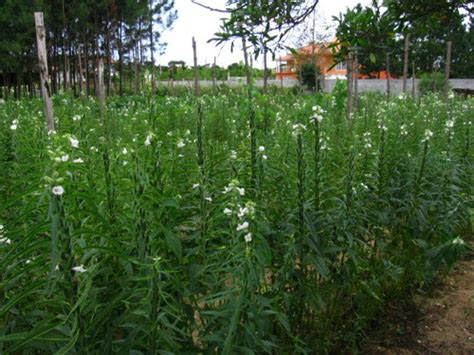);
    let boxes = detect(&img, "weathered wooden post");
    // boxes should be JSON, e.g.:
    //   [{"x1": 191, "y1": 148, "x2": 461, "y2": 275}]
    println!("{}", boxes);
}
[
  {"x1": 192, "y1": 37, "x2": 200, "y2": 96},
  {"x1": 97, "y1": 59, "x2": 105, "y2": 111},
  {"x1": 444, "y1": 40, "x2": 452, "y2": 100},
  {"x1": 34, "y1": 12, "x2": 55, "y2": 132},
  {"x1": 352, "y1": 47, "x2": 359, "y2": 114},
  {"x1": 385, "y1": 52, "x2": 391, "y2": 100},
  {"x1": 411, "y1": 60, "x2": 416, "y2": 98},
  {"x1": 212, "y1": 56, "x2": 217, "y2": 89},
  {"x1": 346, "y1": 52, "x2": 353, "y2": 121},
  {"x1": 402, "y1": 33, "x2": 410, "y2": 94}
]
